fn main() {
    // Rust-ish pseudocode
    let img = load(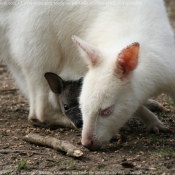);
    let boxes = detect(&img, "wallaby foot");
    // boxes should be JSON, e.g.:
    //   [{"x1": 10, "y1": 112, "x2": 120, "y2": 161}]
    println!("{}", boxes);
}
[
  {"x1": 135, "y1": 105, "x2": 173, "y2": 134},
  {"x1": 29, "y1": 118, "x2": 76, "y2": 130}
]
